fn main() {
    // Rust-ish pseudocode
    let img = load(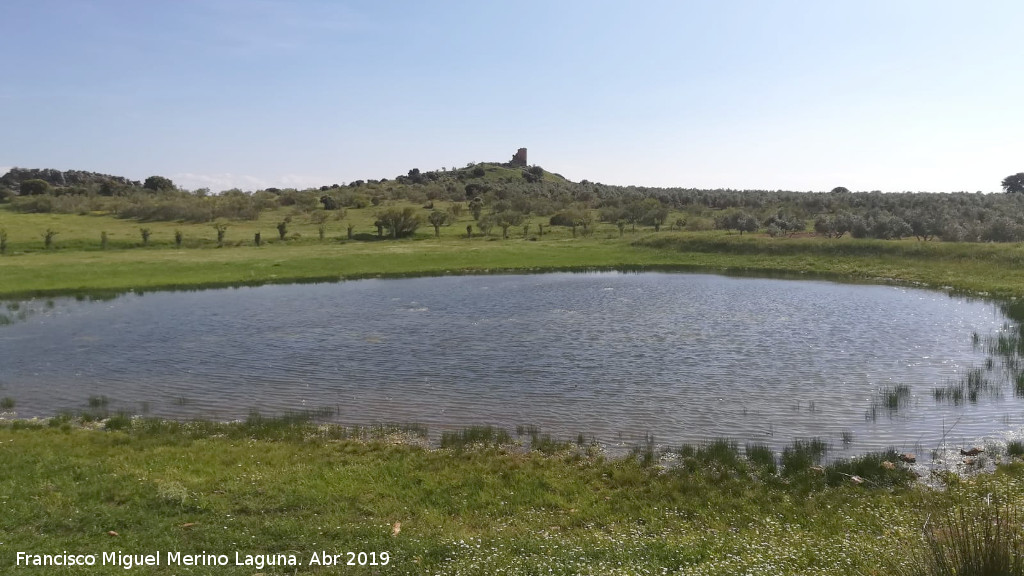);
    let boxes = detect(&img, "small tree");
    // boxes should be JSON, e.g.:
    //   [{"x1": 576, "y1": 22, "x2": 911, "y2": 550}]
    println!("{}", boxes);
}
[
  {"x1": 0, "y1": 228, "x2": 7, "y2": 254},
  {"x1": 814, "y1": 214, "x2": 854, "y2": 239},
  {"x1": 715, "y1": 211, "x2": 759, "y2": 235},
  {"x1": 346, "y1": 223, "x2": 354, "y2": 240},
  {"x1": 428, "y1": 210, "x2": 450, "y2": 238},
  {"x1": 213, "y1": 223, "x2": 228, "y2": 246},
  {"x1": 139, "y1": 227, "x2": 151, "y2": 246},
  {"x1": 494, "y1": 210, "x2": 526, "y2": 239},
  {"x1": 469, "y1": 197, "x2": 484, "y2": 220},
  {"x1": 466, "y1": 224, "x2": 472, "y2": 238},
  {"x1": 477, "y1": 214, "x2": 494, "y2": 236},
  {"x1": 174, "y1": 230, "x2": 183, "y2": 248},
  {"x1": 254, "y1": 232, "x2": 261, "y2": 246},
  {"x1": 320, "y1": 195, "x2": 338, "y2": 210},
  {"x1": 100, "y1": 231, "x2": 108, "y2": 249},
  {"x1": 640, "y1": 198, "x2": 669, "y2": 231},
  {"x1": 42, "y1": 228, "x2": 58, "y2": 249},
  {"x1": 276, "y1": 219, "x2": 289, "y2": 240},
  {"x1": 1002, "y1": 173, "x2": 1024, "y2": 194}
]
